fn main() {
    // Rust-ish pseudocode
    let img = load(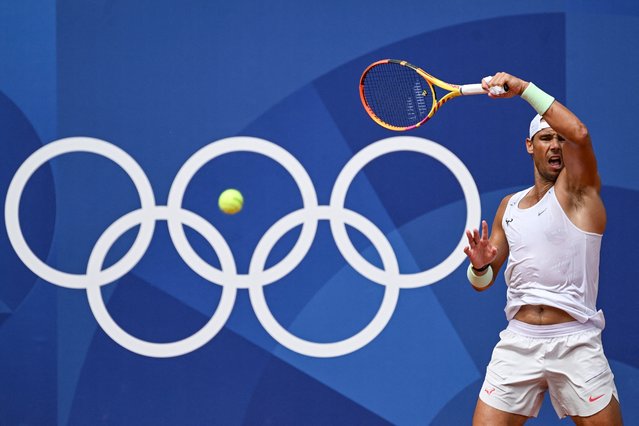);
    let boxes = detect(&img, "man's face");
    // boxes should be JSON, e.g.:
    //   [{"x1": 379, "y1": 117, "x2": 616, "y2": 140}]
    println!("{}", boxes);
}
[{"x1": 526, "y1": 127, "x2": 565, "y2": 182}]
